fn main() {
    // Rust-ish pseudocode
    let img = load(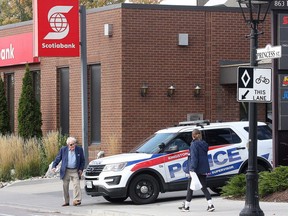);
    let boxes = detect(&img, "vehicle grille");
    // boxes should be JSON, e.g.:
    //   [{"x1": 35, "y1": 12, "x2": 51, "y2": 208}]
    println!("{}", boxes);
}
[{"x1": 85, "y1": 165, "x2": 105, "y2": 176}]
